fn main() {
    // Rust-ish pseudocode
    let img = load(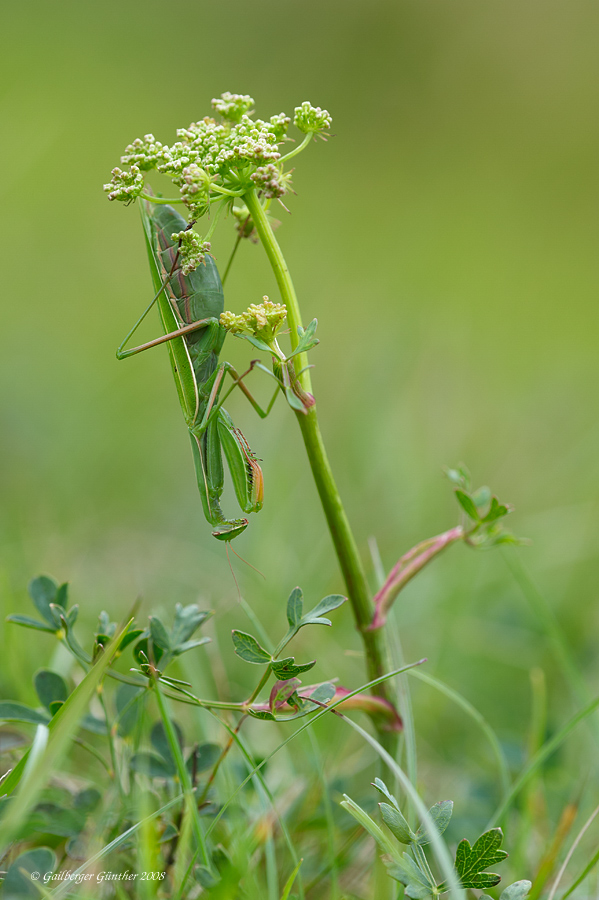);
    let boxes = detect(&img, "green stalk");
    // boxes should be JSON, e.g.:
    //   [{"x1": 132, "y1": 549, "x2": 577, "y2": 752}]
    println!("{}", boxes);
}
[
  {"x1": 243, "y1": 188, "x2": 394, "y2": 738},
  {"x1": 153, "y1": 675, "x2": 211, "y2": 870}
]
